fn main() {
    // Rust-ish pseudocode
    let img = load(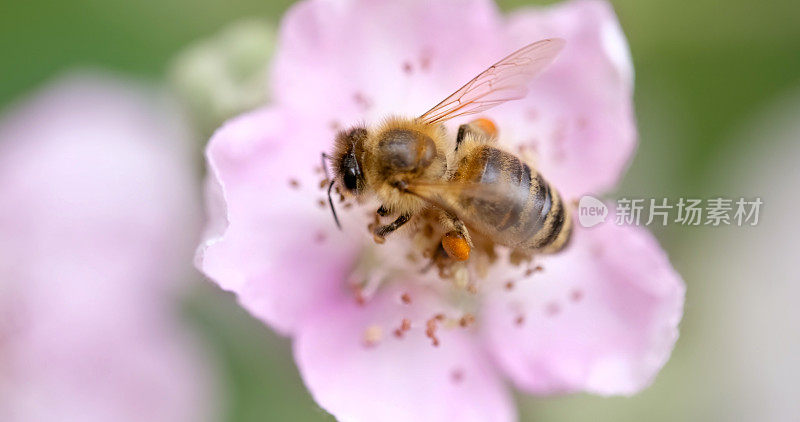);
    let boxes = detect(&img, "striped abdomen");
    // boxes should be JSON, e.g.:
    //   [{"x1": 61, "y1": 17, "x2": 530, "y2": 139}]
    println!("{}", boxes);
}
[{"x1": 451, "y1": 145, "x2": 571, "y2": 253}]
